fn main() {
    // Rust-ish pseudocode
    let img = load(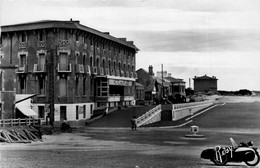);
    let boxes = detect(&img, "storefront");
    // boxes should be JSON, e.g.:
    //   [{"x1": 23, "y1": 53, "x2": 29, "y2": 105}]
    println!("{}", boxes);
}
[{"x1": 95, "y1": 76, "x2": 135, "y2": 109}]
